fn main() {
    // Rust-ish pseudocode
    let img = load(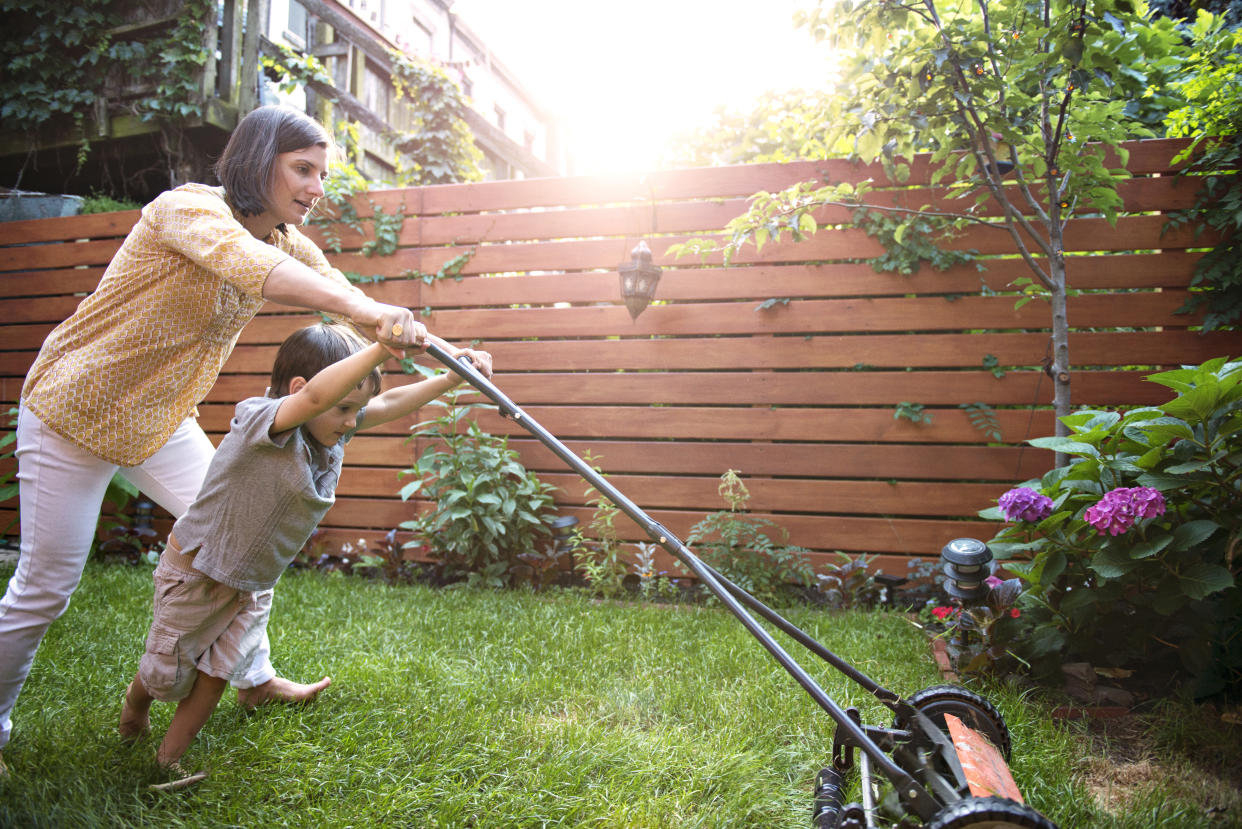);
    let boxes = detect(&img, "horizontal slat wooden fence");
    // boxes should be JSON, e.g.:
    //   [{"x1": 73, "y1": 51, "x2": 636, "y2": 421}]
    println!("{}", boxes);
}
[{"x1": 2, "y1": 137, "x2": 1239, "y2": 578}]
